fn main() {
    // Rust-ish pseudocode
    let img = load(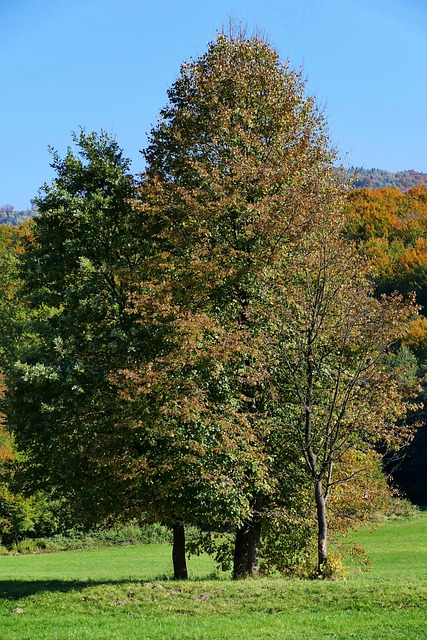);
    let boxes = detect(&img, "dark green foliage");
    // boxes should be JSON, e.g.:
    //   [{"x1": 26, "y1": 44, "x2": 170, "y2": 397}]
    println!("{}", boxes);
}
[
  {"x1": 390, "y1": 425, "x2": 427, "y2": 506},
  {"x1": 6, "y1": 130, "x2": 140, "y2": 527},
  {"x1": 387, "y1": 360, "x2": 427, "y2": 506}
]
